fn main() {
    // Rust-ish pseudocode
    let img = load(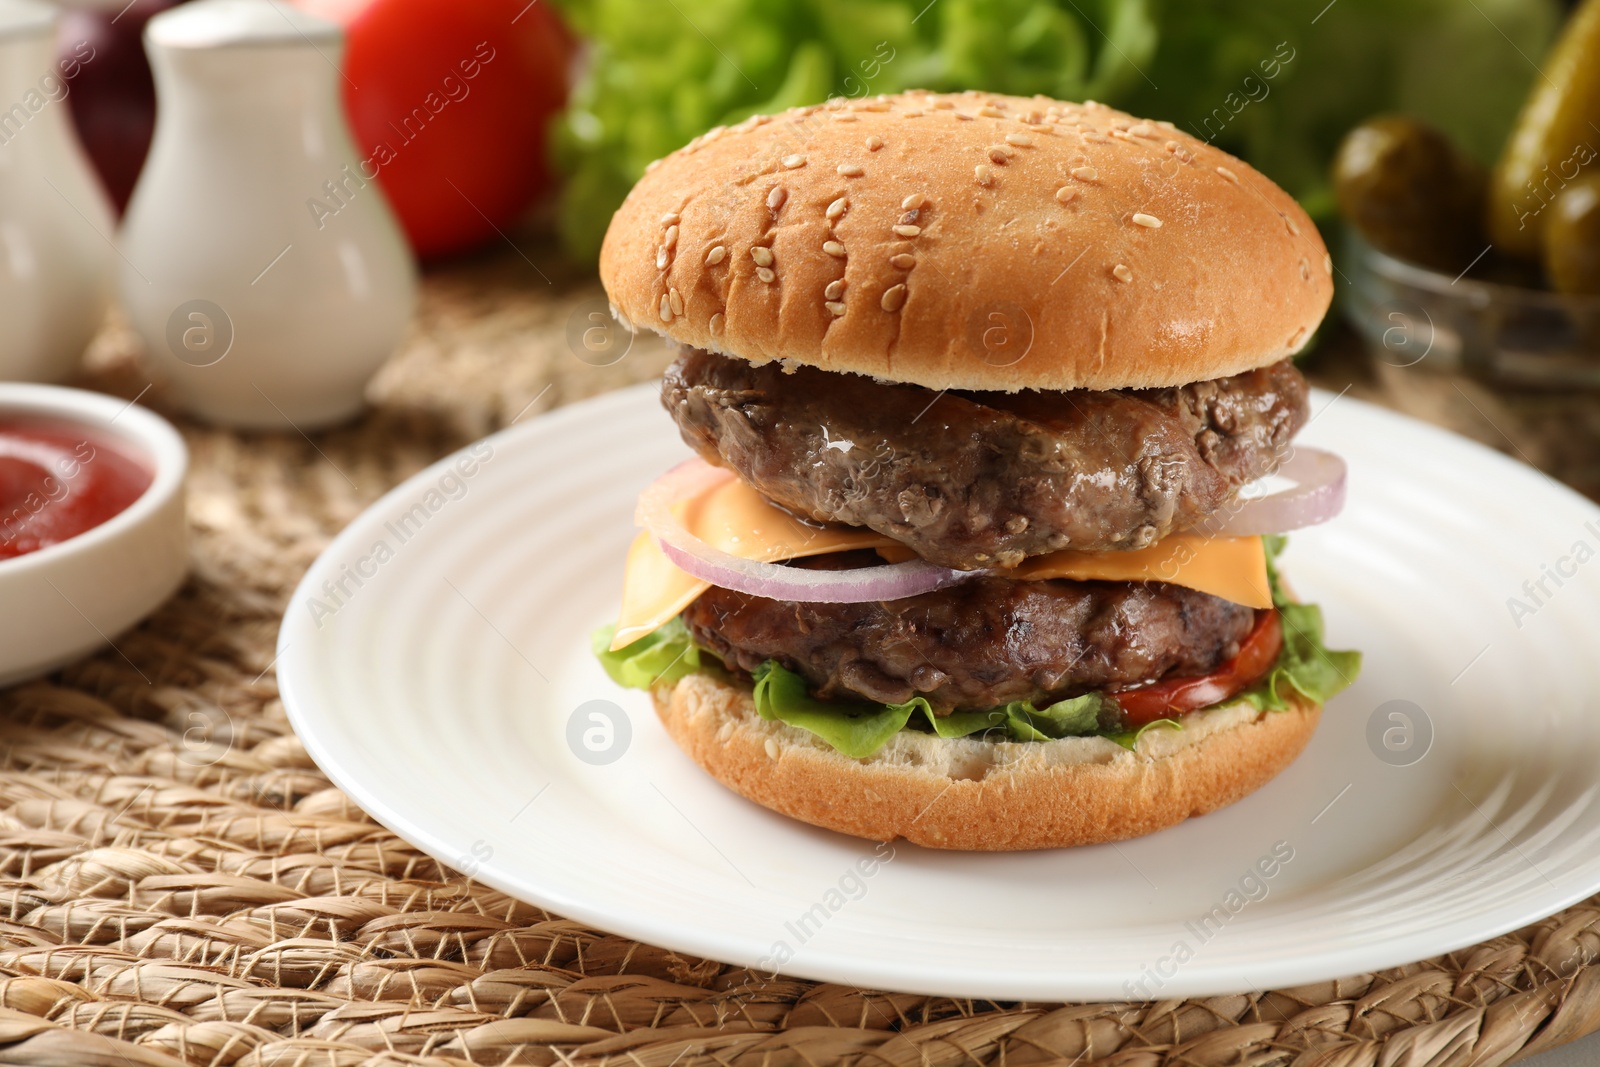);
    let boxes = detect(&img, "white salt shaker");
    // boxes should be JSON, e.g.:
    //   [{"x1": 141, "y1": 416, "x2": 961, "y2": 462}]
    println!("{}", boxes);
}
[
  {"x1": 119, "y1": 0, "x2": 416, "y2": 429},
  {"x1": 0, "y1": 0, "x2": 115, "y2": 383}
]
